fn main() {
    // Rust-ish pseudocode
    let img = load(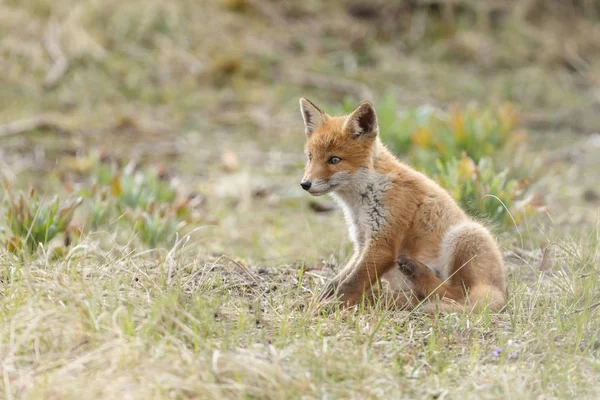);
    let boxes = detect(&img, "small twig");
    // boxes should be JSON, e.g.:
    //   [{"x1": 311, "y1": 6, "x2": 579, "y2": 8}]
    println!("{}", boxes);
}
[
  {"x1": 573, "y1": 301, "x2": 600, "y2": 314},
  {"x1": 0, "y1": 115, "x2": 54, "y2": 138},
  {"x1": 165, "y1": 233, "x2": 190, "y2": 288},
  {"x1": 506, "y1": 247, "x2": 542, "y2": 263},
  {"x1": 245, "y1": 0, "x2": 287, "y2": 27},
  {"x1": 43, "y1": 18, "x2": 69, "y2": 90},
  {"x1": 545, "y1": 133, "x2": 600, "y2": 164},
  {"x1": 539, "y1": 244, "x2": 553, "y2": 271},
  {"x1": 288, "y1": 70, "x2": 374, "y2": 102},
  {"x1": 219, "y1": 254, "x2": 261, "y2": 286},
  {"x1": 522, "y1": 108, "x2": 577, "y2": 131}
]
